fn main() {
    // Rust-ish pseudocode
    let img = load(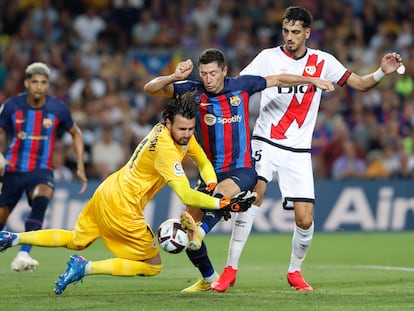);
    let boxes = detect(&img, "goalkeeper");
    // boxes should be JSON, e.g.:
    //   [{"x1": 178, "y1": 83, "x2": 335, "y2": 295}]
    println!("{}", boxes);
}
[{"x1": 0, "y1": 91, "x2": 255, "y2": 295}]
